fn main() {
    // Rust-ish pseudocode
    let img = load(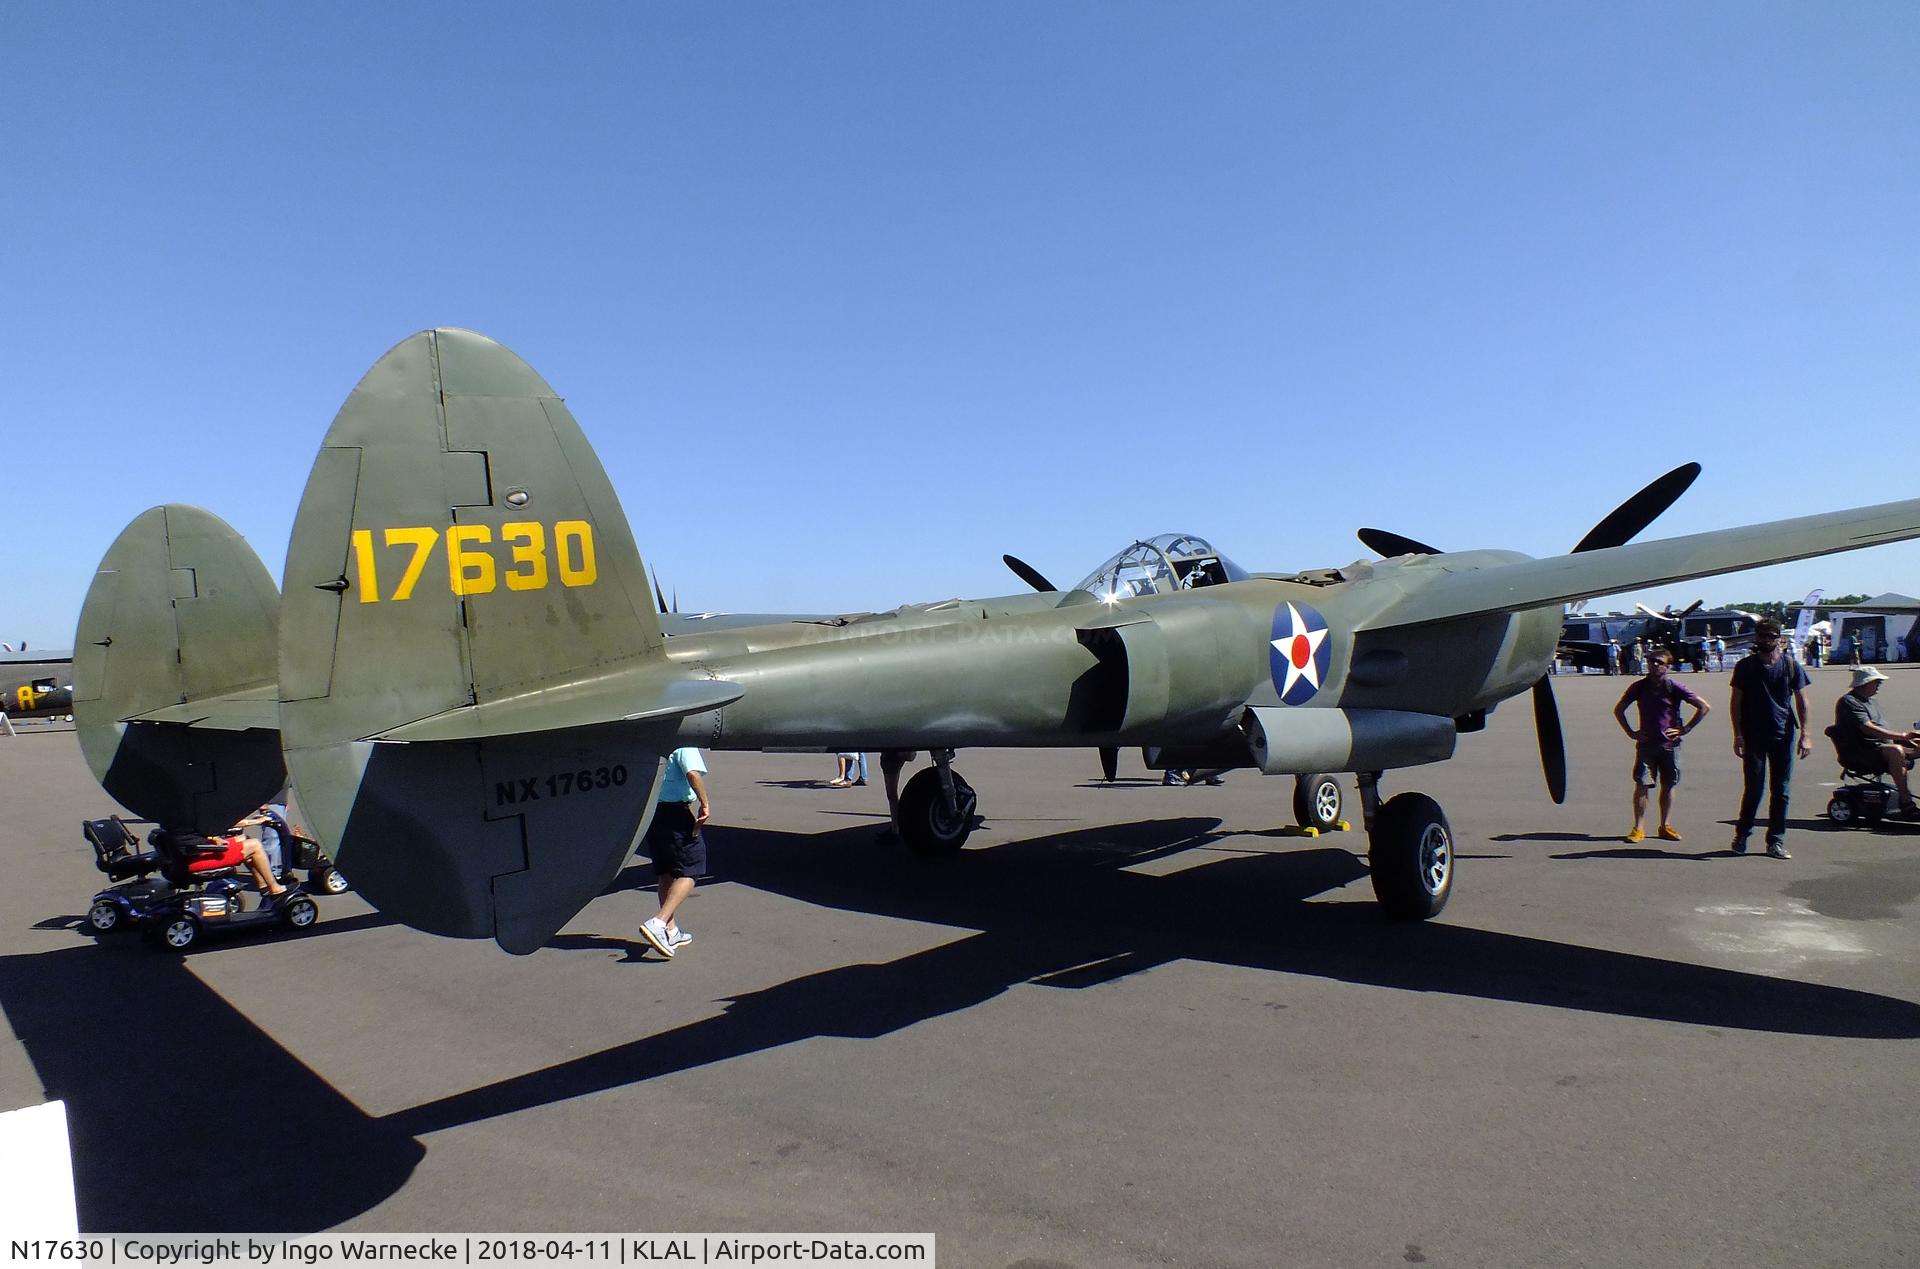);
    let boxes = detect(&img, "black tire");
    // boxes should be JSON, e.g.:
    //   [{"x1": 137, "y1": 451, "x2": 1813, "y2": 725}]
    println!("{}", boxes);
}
[
  {"x1": 898, "y1": 767, "x2": 979, "y2": 857},
  {"x1": 315, "y1": 867, "x2": 350, "y2": 895},
  {"x1": 159, "y1": 914, "x2": 200, "y2": 952},
  {"x1": 1827, "y1": 795, "x2": 1853, "y2": 825},
  {"x1": 283, "y1": 895, "x2": 319, "y2": 929},
  {"x1": 1368, "y1": 792, "x2": 1453, "y2": 920},
  {"x1": 1293, "y1": 774, "x2": 1343, "y2": 831},
  {"x1": 87, "y1": 900, "x2": 123, "y2": 934}
]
